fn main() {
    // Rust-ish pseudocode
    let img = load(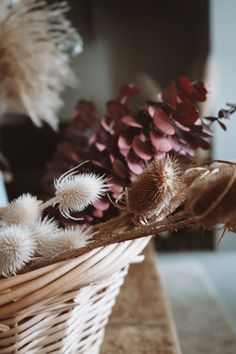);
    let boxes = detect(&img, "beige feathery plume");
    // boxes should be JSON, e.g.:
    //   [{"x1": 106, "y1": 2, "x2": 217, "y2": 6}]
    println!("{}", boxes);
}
[{"x1": 0, "y1": 0, "x2": 83, "y2": 129}]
